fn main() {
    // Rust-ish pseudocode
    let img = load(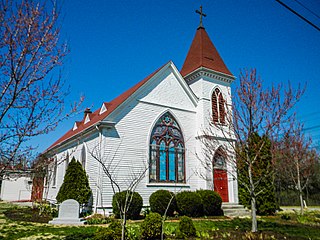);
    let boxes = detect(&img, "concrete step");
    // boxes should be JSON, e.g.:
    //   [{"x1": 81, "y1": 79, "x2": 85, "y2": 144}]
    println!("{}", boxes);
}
[
  {"x1": 222, "y1": 203, "x2": 251, "y2": 217},
  {"x1": 222, "y1": 203, "x2": 246, "y2": 209}
]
